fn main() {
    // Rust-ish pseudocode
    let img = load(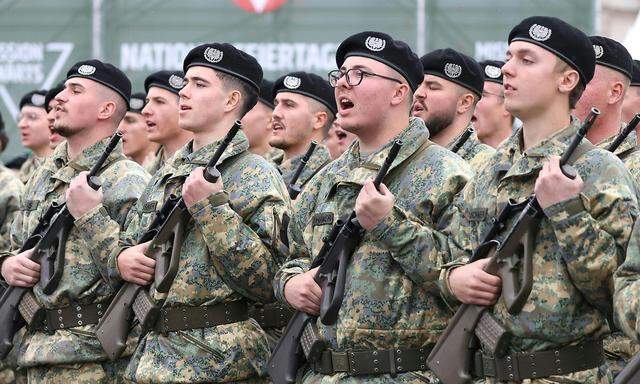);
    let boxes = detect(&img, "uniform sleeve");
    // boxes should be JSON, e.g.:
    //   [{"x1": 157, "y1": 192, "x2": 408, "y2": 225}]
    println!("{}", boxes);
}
[
  {"x1": 0, "y1": 177, "x2": 23, "y2": 252},
  {"x1": 189, "y1": 164, "x2": 291, "y2": 303},
  {"x1": 614, "y1": 219, "x2": 640, "y2": 342}
]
